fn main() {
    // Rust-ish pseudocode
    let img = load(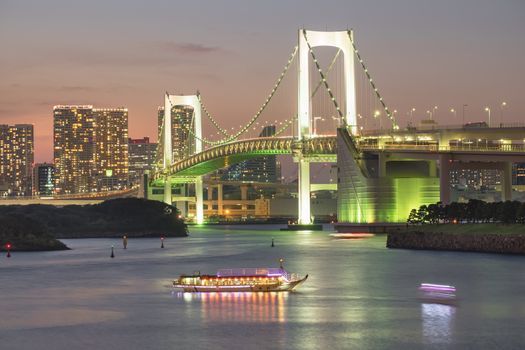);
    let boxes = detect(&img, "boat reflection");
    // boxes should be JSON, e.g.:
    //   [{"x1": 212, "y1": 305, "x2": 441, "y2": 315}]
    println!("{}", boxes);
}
[{"x1": 174, "y1": 291, "x2": 288, "y2": 323}]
